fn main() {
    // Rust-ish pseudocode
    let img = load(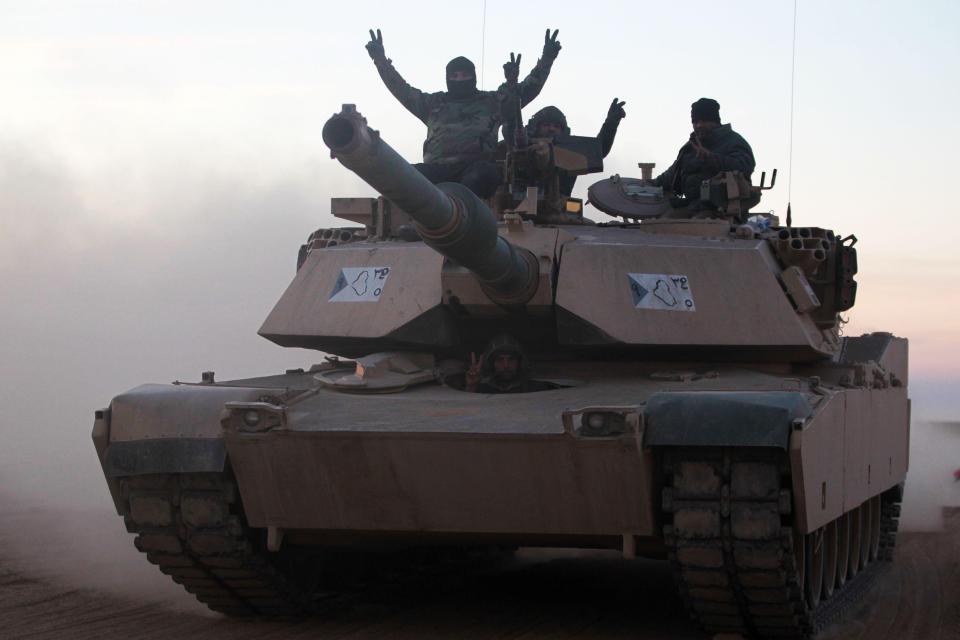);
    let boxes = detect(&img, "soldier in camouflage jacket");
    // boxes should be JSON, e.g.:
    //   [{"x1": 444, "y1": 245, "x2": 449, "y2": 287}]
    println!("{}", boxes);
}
[{"x1": 365, "y1": 28, "x2": 561, "y2": 198}]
